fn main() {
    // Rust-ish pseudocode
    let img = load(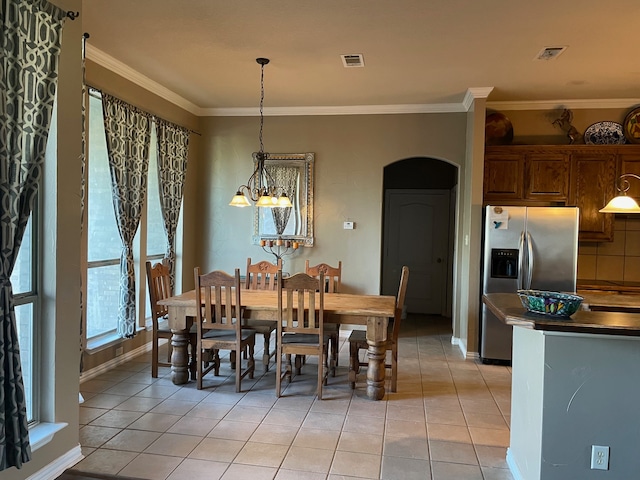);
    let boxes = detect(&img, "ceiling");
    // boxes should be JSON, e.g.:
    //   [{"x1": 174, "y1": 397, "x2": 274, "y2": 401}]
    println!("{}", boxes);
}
[{"x1": 82, "y1": 0, "x2": 640, "y2": 115}]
